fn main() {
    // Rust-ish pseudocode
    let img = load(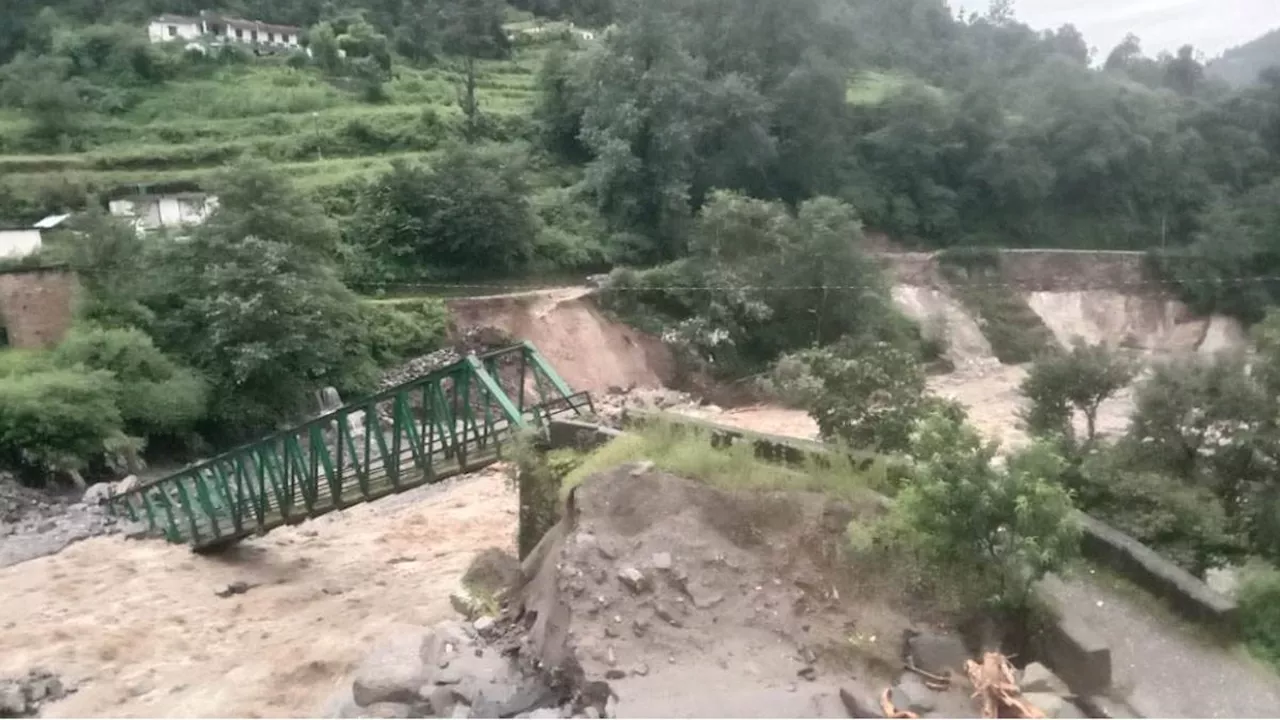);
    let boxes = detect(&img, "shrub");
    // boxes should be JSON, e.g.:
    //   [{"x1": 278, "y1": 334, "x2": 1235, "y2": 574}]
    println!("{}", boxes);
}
[
  {"x1": 0, "y1": 368, "x2": 125, "y2": 477},
  {"x1": 360, "y1": 299, "x2": 450, "y2": 367},
  {"x1": 51, "y1": 326, "x2": 207, "y2": 438},
  {"x1": 775, "y1": 338, "x2": 931, "y2": 453},
  {"x1": 886, "y1": 413, "x2": 1081, "y2": 611},
  {"x1": 1070, "y1": 445, "x2": 1248, "y2": 574},
  {"x1": 1240, "y1": 562, "x2": 1280, "y2": 667}
]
